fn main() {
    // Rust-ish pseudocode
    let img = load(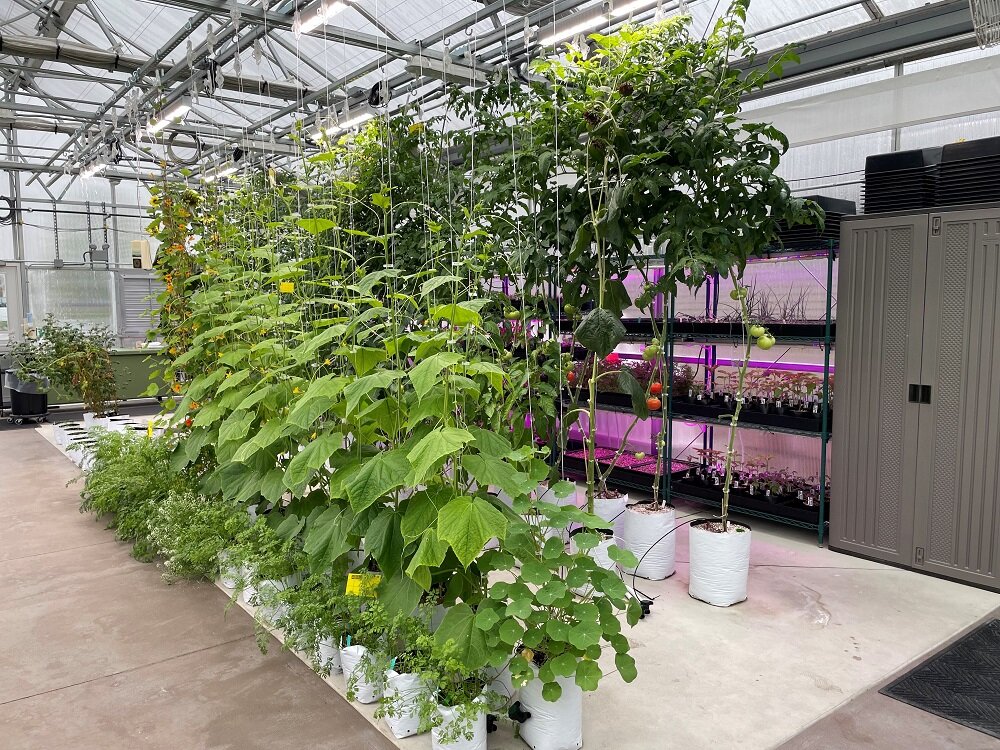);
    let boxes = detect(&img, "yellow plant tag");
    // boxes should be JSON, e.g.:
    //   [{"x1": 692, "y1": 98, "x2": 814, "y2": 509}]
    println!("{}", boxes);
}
[
  {"x1": 147, "y1": 422, "x2": 153, "y2": 438},
  {"x1": 345, "y1": 573, "x2": 381, "y2": 597},
  {"x1": 279, "y1": 281, "x2": 295, "y2": 293}
]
